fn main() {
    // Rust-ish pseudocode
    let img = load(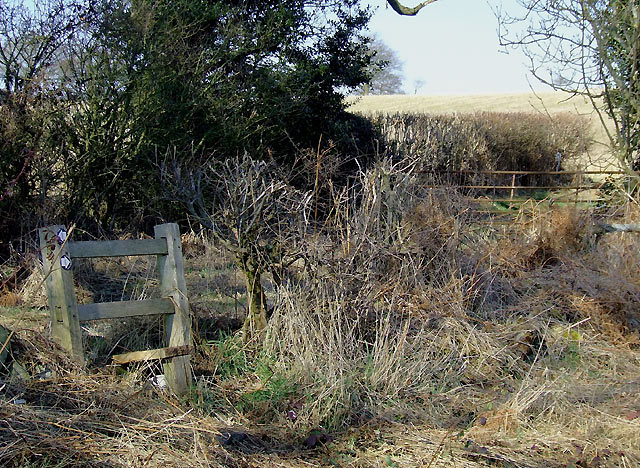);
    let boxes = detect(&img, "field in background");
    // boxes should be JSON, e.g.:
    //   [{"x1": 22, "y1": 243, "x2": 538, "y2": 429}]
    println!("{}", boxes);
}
[
  {"x1": 347, "y1": 91, "x2": 619, "y2": 172},
  {"x1": 347, "y1": 91, "x2": 598, "y2": 115}
]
